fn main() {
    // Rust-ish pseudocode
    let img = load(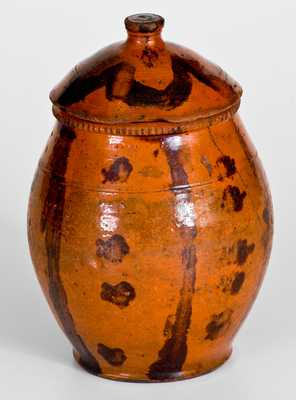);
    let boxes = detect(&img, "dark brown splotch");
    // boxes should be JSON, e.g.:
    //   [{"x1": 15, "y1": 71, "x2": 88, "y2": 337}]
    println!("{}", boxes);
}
[
  {"x1": 125, "y1": 56, "x2": 192, "y2": 109},
  {"x1": 56, "y1": 54, "x2": 220, "y2": 111},
  {"x1": 217, "y1": 155, "x2": 236, "y2": 177},
  {"x1": 101, "y1": 281, "x2": 136, "y2": 308},
  {"x1": 148, "y1": 137, "x2": 197, "y2": 381},
  {"x1": 56, "y1": 62, "x2": 124, "y2": 106},
  {"x1": 236, "y1": 239, "x2": 255, "y2": 265},
  {"x1": 200, "y1": 155, "x2": 212, "y2": 177},
  {"x1": 205, "y1": 309, "x2": 233, "y2": 341},
  {"x1": 59, "y1": 125, "x2": 76, "y2": 140},
  {"x1": 174, "y1": 56, "x2": 221, "y2": 93},
  {"x1": 219, "y1": 271, "x2": 245, "y2": 295},
  {"x1": 153, "y1": 149, "x2": 159, "y2": 158},
  {"x1": 96, "y1": 234, "x2": 129, "y2": 263},
  {"x1": 230, "y1": 271, "x2": 246, "y2": 294},
  {"x1": 141, "y1": 47, "x2": 159, "y2": 68},
  {"x1": 102, "y1": 157, "x2": 133, "y2": 184},
  {"x1": 221, "y1": 185, "x2": 247, "y2": 212},
  {"x1": 97, "y1": 343, "x2": 127, "y2": 366},
  {"x1": 42, "y1": 124, "x2": 101, "y2": 374}
]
